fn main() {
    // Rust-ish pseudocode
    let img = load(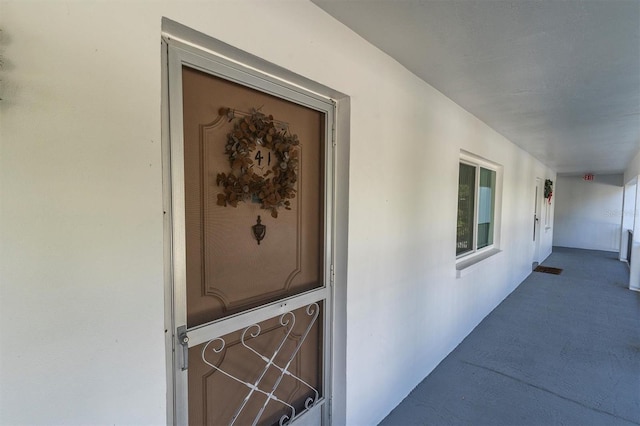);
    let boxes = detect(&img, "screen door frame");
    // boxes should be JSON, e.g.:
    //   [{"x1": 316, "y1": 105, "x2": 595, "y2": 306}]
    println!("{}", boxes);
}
[{"x1": 161, "y1": 24, "x2": 337, "y2": 426}]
